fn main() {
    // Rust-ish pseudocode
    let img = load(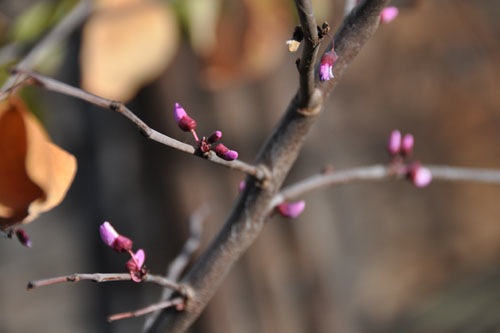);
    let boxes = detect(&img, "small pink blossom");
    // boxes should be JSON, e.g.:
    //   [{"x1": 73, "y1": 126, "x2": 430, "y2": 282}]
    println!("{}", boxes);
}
[
  {"x1": 99, "y1": 221, "x2": 133, "y2": 253},
  {"x1": 174, "y1": 103, "x2": 197, "y2": 132},
  {"x1": 408, "y1": 164, "x2": 432, "y2": 188},
  {"x1": 214, "y1": 143, "x2": 238, "y2": 161},
  {"x1": 126, "y1": 249, "x2": 146, "y2": 282},
  {"x1": 207, "y1": 130, "x2": 222, "y2": 144},
  {"x1": 276, "y1": 200, "x2": 306, "y2": 218},
  {"x1": 388, "y1": 130, "x2": 402, "y2": 156},
  {"x1": 380, "y1": 6, "x2": 399, "y2": 24},
  {"x1": 319, "y1": 50, "x2": 338, "y2": 81},
  {"x1": 401, "y1": 133, "x2": 414, "y2": 156}
]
